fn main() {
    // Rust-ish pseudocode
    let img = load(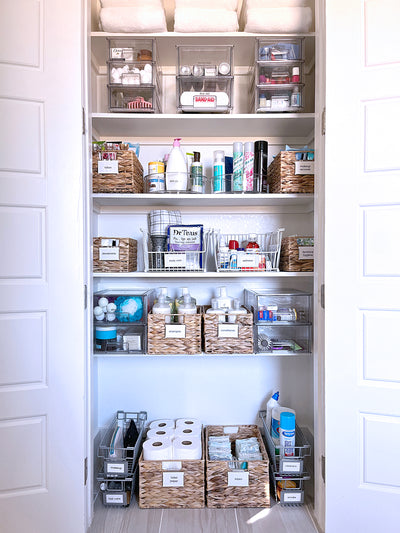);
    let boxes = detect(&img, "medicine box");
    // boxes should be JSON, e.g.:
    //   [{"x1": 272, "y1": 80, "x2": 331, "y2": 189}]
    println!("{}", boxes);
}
[{"x1": 176, "y1": 45, "x2": 234, "y2": 113}]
